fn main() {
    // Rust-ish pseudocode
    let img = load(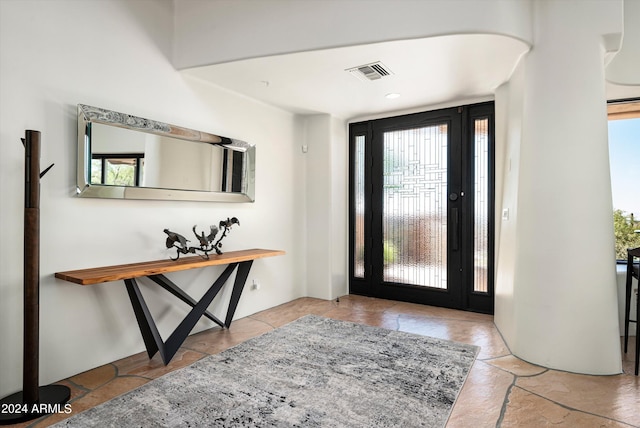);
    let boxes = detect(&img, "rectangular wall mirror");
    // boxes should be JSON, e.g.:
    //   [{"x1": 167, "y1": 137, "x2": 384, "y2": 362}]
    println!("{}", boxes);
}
[{"x1": 77, "y1": 104, "x2": 255, "y2": 202}]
